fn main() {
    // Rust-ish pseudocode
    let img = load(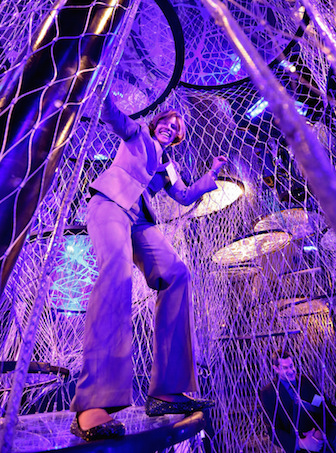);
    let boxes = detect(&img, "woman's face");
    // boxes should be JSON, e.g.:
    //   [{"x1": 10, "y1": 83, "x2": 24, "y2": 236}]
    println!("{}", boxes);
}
[{"x1": 154, "y1": 116, "x2": 178, "y2": 147}]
